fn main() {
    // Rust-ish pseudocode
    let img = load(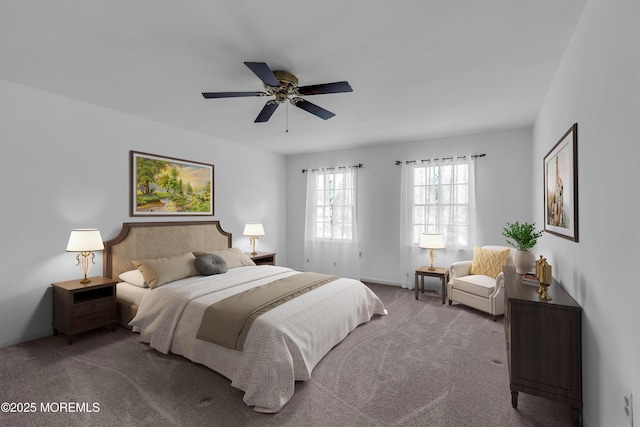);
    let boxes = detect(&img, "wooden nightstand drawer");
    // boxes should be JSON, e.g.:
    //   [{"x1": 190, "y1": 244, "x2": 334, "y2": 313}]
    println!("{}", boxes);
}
[
  {"x1": 72, "y1": 298, "x2": 115, "y2": 329},
  {"x1": 73, "y1": 297, "x2": 114, "y2": 317},
  {"x1": 73, "y1": 311, "x2": 116, "y2": 332}
]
